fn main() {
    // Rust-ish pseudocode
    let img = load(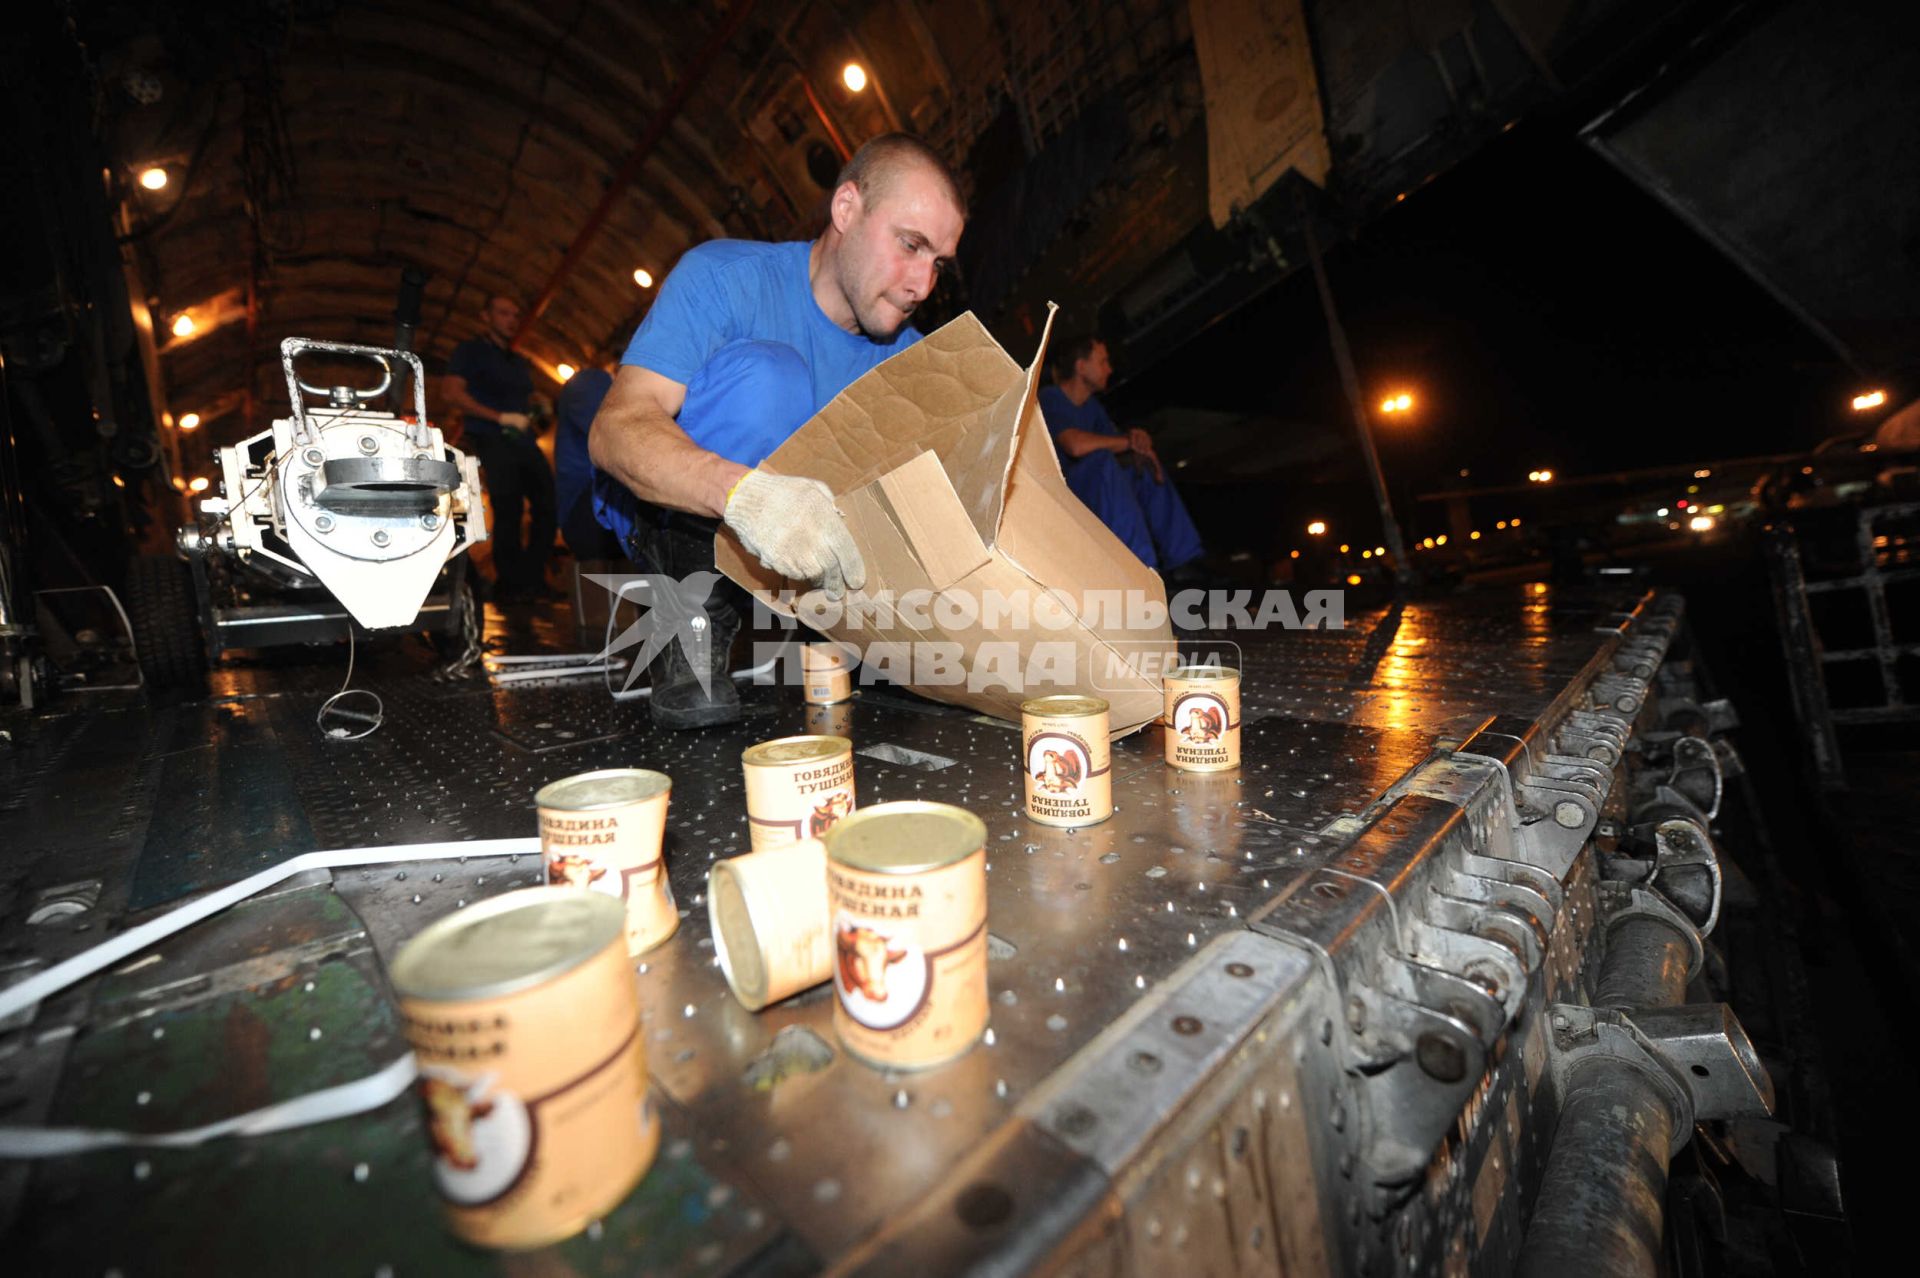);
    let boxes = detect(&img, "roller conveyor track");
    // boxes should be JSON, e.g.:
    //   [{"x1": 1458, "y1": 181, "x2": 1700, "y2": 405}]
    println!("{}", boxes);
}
[{"x1": 0, "y1": 583, "x2": 1732, "y2": 1274}]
